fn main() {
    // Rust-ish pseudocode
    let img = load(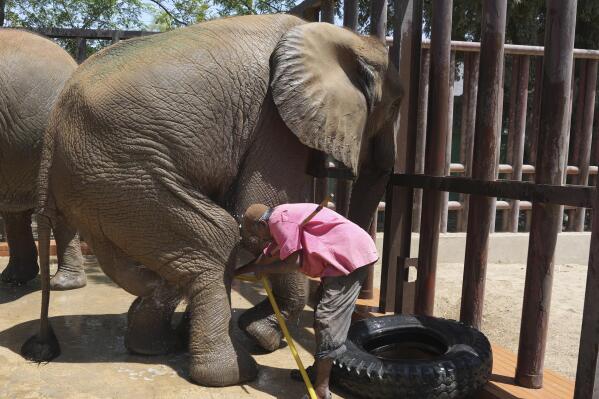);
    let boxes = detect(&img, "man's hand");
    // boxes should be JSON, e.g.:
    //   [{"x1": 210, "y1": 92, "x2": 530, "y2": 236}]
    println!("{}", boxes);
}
[{"x1": 234, "y1": 259, "x2": 258, "y2": 276}]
